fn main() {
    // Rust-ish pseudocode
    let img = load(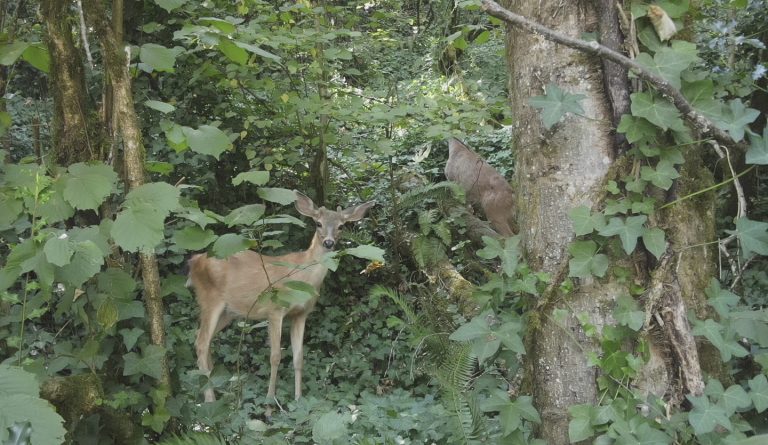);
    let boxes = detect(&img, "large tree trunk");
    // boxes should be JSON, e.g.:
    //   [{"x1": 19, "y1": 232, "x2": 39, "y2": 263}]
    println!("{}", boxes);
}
[{"x1": 500, "y1": 1, "x2": 718, "y2": 443}]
